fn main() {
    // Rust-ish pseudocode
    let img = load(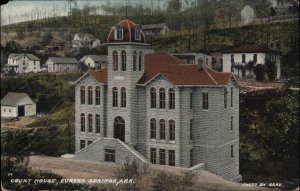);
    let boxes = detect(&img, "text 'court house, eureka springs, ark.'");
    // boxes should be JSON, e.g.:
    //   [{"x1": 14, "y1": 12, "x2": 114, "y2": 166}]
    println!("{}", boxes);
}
[{"x1": 74, "y1": 19, "x2": 241, "y2": 181}]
